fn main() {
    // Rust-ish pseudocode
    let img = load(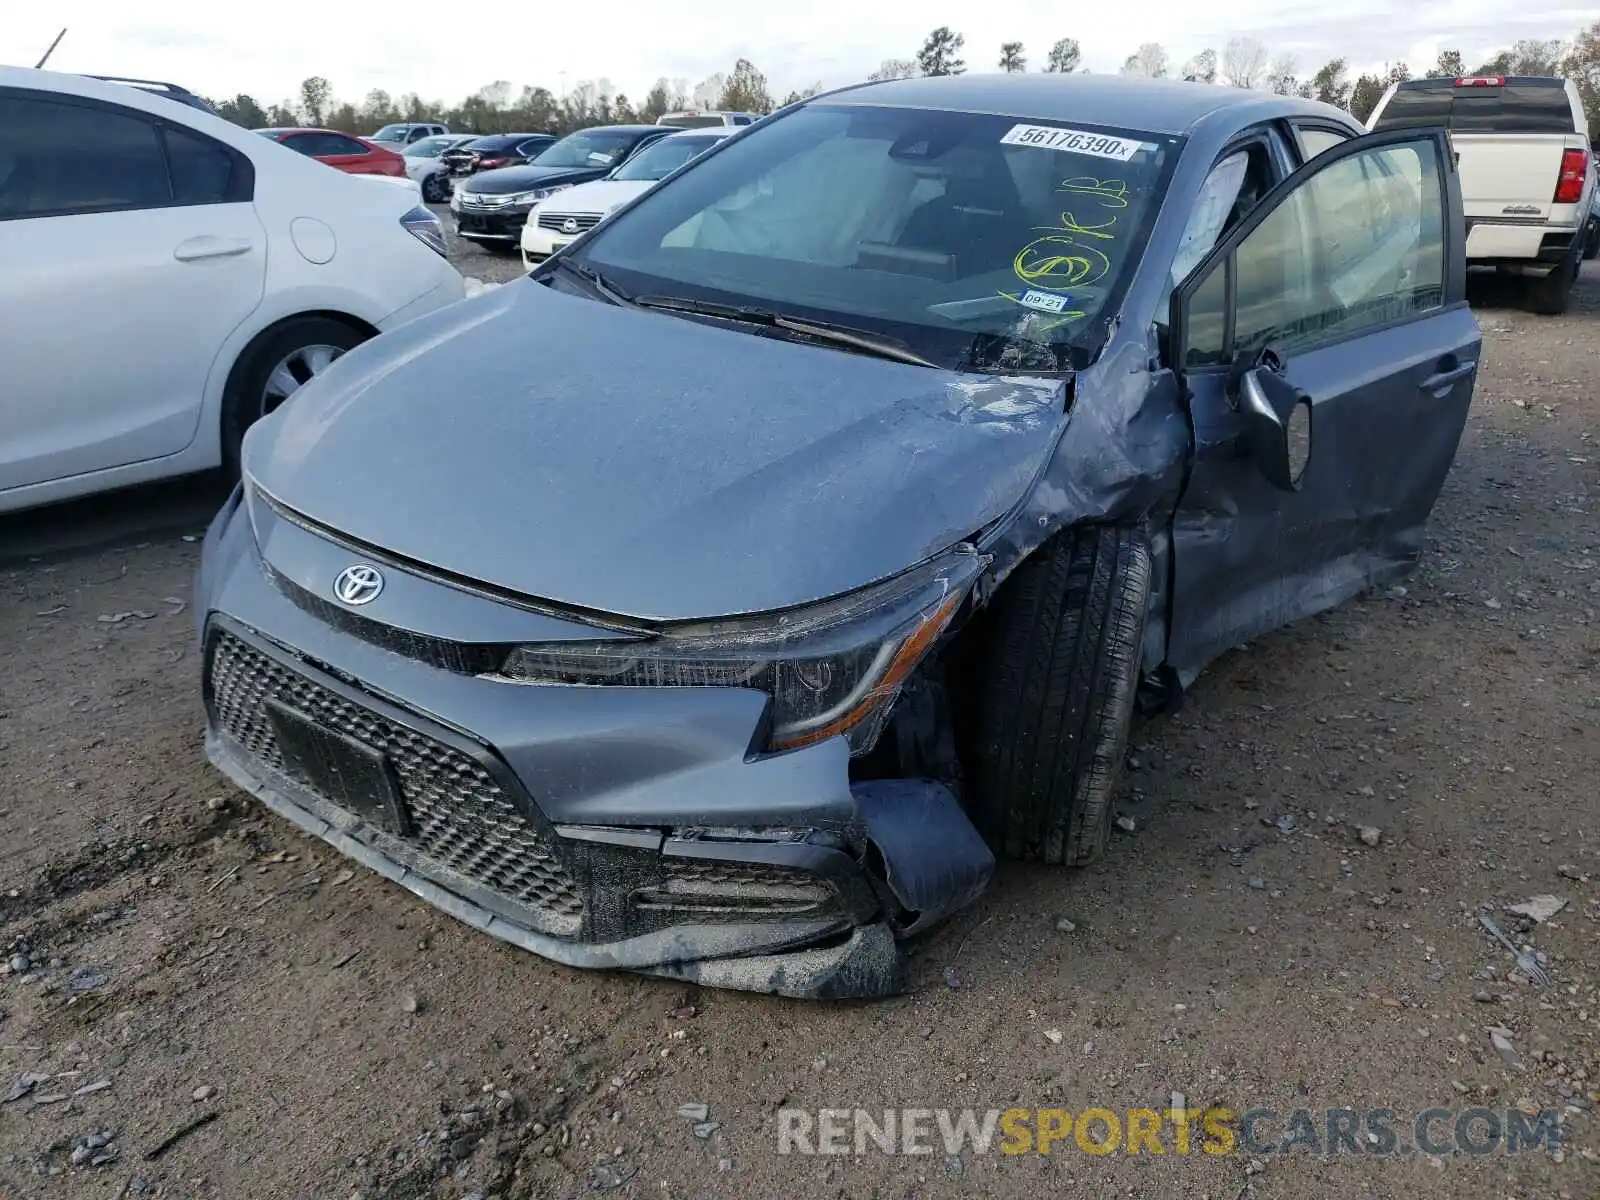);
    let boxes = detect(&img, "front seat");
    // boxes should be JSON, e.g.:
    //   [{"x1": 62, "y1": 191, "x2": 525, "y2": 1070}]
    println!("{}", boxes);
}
[{"x1": 898, "y1": 164, "x2": 1020, "y2": 275}]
